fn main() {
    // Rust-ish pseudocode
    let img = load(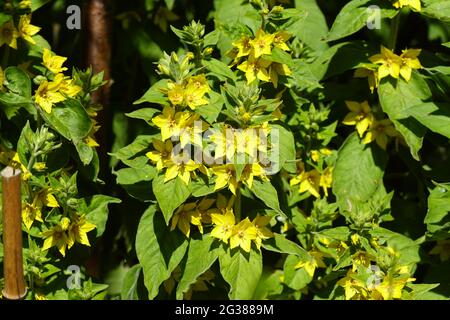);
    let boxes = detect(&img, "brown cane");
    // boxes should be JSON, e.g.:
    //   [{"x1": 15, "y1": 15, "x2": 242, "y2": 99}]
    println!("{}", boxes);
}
[{"x1": 2, "y1": 166, "x2": 27, "y2": 299}]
